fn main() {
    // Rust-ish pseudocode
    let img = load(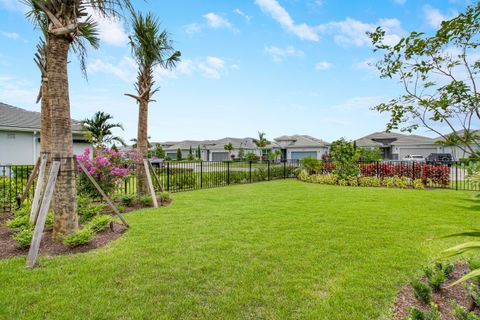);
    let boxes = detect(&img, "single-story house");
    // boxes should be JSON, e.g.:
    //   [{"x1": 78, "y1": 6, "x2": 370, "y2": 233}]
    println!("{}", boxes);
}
[
  {"x1": 355, "y1": 131, "x2": 444, "y2": 160},
  {"x1": 271, "y1": 135, "x2": 330, "y2": 161},
  {"x1": 160, "y1": 137, "x2": 261, "y2": 161},
  {"x1": 434, "y1": 130, "x2": 480, "y2": 160},
  {"x1": 0, "y1": 102, "x2": 91, "y2": 165},
  {"x1": 155, "y1": 134, "x2": 330, "y2": 161}
]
